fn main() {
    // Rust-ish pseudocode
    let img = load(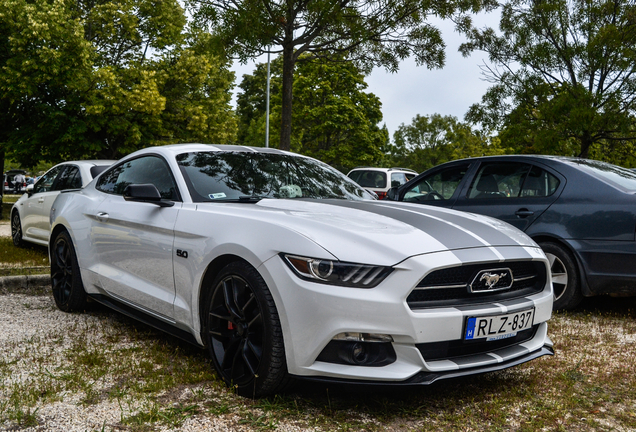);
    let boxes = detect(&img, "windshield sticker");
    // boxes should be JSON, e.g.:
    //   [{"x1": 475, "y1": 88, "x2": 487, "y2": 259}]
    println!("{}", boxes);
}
[{"x1": 209, "y1": 193, "x2": 227, "y2": 199}]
